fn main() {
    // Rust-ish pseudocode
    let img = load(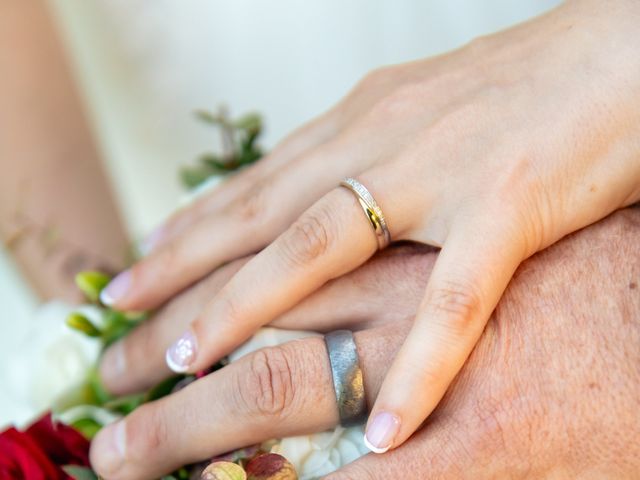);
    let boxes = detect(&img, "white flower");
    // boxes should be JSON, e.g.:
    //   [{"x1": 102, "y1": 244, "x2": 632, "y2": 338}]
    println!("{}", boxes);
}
[
  {"x1": 2, "y1": 301, "x2": 102, "y2": 427},
  {"x1": 229, "y1": 328, "x2": 369, "y2": 479},
  {"x1": 272, "y1": 427, "x2": 369, "y2": 480}
]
